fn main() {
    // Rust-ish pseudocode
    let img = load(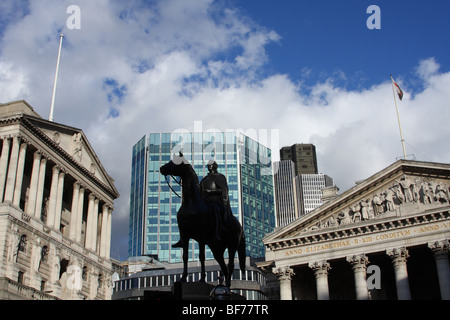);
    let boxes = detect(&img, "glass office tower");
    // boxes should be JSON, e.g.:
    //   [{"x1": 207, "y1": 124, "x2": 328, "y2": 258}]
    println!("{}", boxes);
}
[{"x1": 128, "y1": 131, "x2": 276, "y2": 263}]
